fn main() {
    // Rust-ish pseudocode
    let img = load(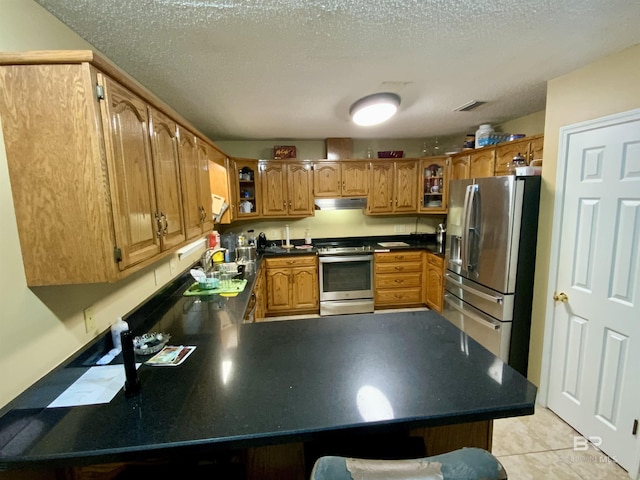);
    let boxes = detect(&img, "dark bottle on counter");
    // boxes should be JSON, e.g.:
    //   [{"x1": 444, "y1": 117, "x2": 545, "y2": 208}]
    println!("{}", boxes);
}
[{"x1": 121, "y1": 330, "x2": 141, "y2": 397}]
